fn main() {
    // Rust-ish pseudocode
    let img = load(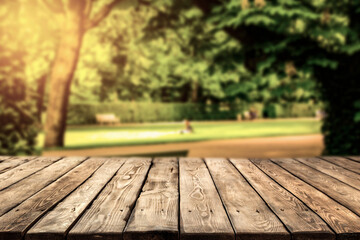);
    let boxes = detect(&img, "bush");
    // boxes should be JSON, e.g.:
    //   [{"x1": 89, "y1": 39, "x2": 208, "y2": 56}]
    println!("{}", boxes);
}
[
  {"x1": 316, "y1": 61, "x2": 360, "y2": 155},
  {"x1": 0, "y1": 101, "x2": 39, "y2": 155},
  {"x1": 67, "y1": 101, "x2": 321, "y2": 124},
  {"x1": 67, "y1": 102, "x2": 239, "y2": 124},
  {"x1": 262, "y1": 103, "x2": 319, "y2": 119},
  {"x1": 0, "y1": 81, "x2": 39, "y2": 155}
]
